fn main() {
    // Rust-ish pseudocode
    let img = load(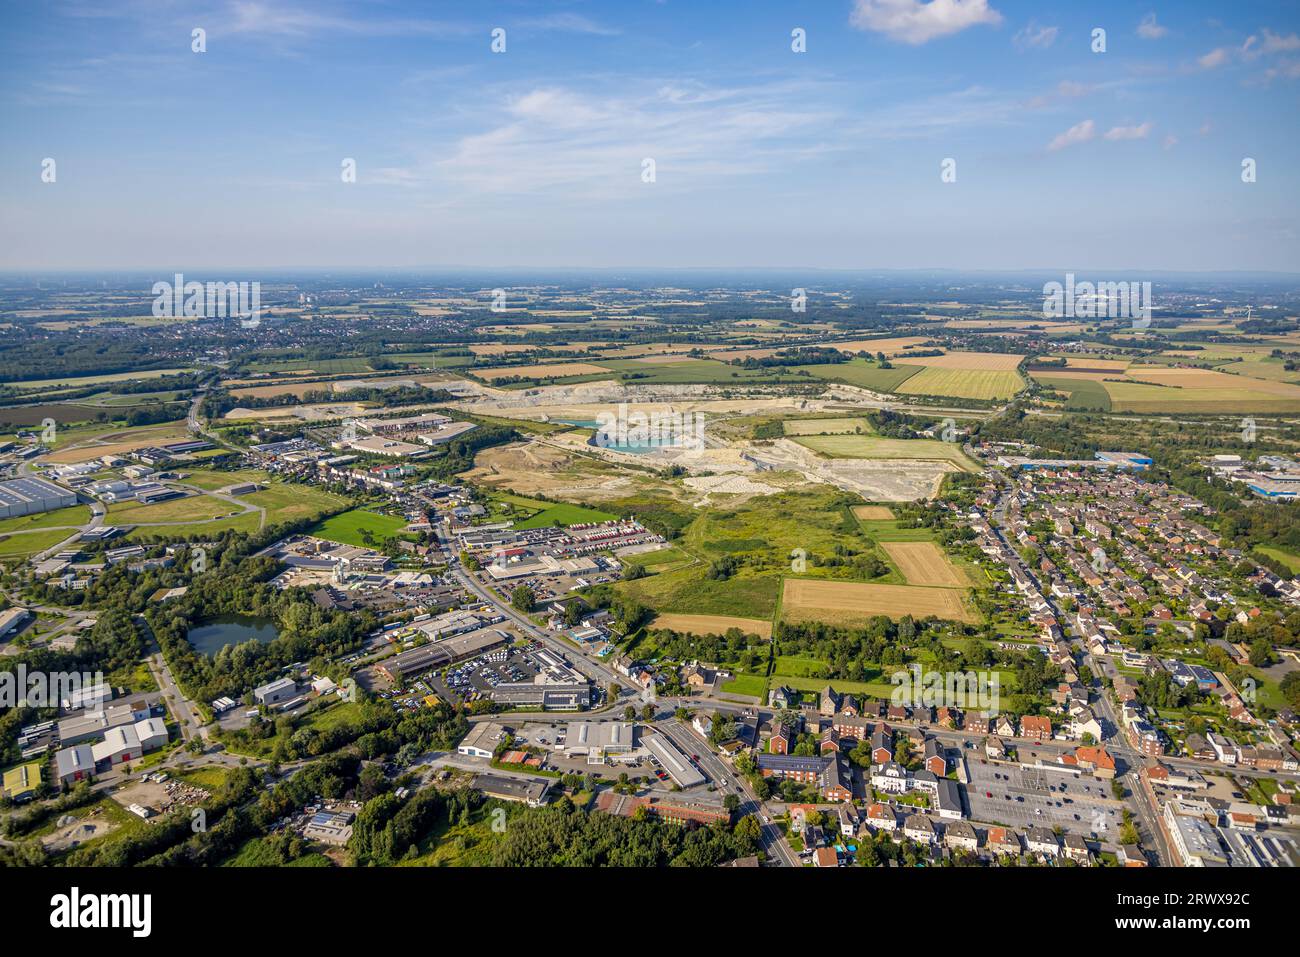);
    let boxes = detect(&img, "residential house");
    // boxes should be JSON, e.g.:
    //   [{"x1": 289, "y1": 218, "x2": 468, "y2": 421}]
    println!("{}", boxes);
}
[
  {"x1": 1020, "y1": 715, "x2": 1053, "y2": 742},
  {"x1": 924, "y1": 738, "x2": 947, "y2": 777},
  {"x1": 903, "y1": 813, "x2": 937, "y2": 844},
  {"x1": 943, "y1": 819, "x2": 979, "y2": 853}
]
